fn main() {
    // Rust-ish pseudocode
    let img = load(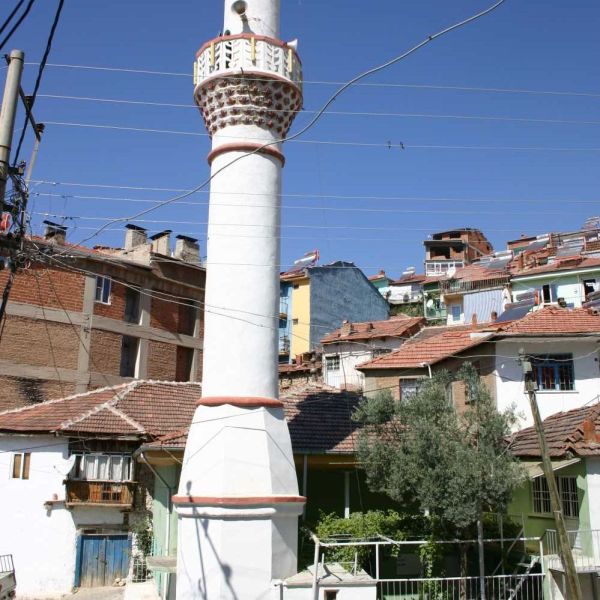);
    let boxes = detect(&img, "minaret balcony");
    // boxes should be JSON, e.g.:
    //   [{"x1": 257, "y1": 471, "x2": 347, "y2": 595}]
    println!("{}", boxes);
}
[{"x1": 194, "y1": 34, "x2": 302, "y2": 91}]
